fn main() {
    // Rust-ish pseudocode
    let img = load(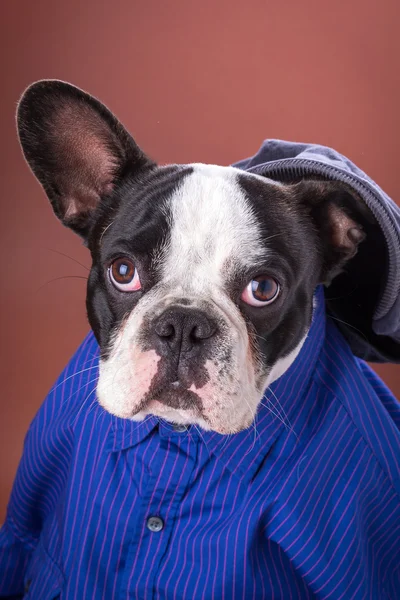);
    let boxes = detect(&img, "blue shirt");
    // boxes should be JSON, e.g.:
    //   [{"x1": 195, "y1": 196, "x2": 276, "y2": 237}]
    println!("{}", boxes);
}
[{"x1": 1, "y1": 286, "x2": 399, "y2": 599}]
